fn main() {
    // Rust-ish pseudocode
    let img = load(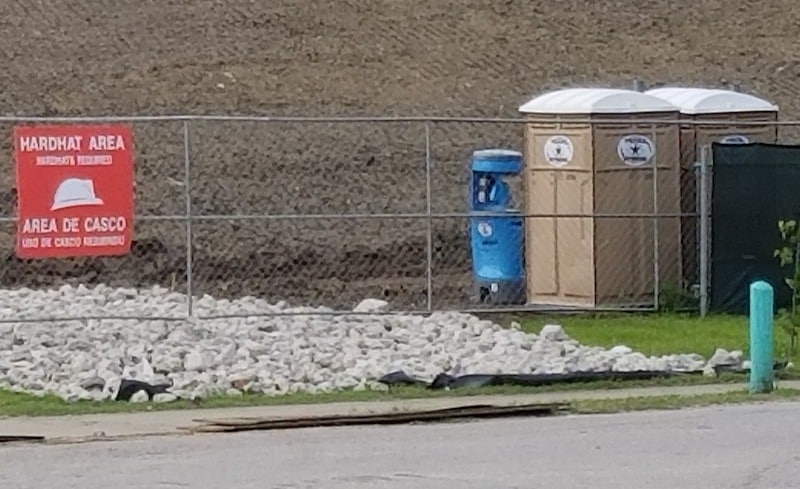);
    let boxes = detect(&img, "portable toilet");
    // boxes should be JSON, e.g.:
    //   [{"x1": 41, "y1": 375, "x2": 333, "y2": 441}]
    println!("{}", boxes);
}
[
  {"x1": 469, "y1": 149, "x2": 526, "y2": 305},
  {"x1": 518, "y1": 87, "x2": 682, "y2": 308},
  {"x1": 645, "y1": 87, "x2": 779, "y2": 289}
]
